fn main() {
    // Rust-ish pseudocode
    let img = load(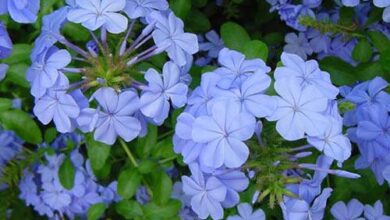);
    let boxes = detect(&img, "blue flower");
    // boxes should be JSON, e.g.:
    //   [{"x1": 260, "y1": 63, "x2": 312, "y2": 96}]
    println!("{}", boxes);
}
[
  {"x1": 89, "y1": 87, "x2": 141, "y2": 145},
  {"x1": 174, "y1": 113, "x2": 204, "y2": 164},
  {"x1": 19, "y1": 149, "x2": 119, "y2": 219},
  {"x1": 33, "y1": 76, "x2": 80, "y2": 133},
  {"x1": 275, "y1": 52, "x2": 339, "y2": 99},
  {"x1": 31, "y1": 7, "x2": 68, "y2": 60},
  {"x1": 307, "y1": 118, "x2": 351, "y2": 163},
  {"x1": 67, "y1": 0, "x2": 128, "y2": 33},
  {"x1": 319, "y1": 36, "x2": 357, "y2": 66},
  {"x1": 0, "y1": 129, "x2": 23, "y2": 168},
  {"x1": 283, "y1": 32, "x2": 313, "y2": 60},
  {"x1": 27, "y1": 47, "x2": 72, "y2": 98},
  {"x1": 306, "y1": 13, "x2": 332, "y2": 53},
  {"x1": 151, "y1": 12, "x2": 199, "y2": 66},
  {"x1": 0, "y1": 128, "x2": 23, "y2": 190},
  {"x1": 0, "y1": 64, "x2": 8, "y2": 81},
  {"x1": 182, "y1": 164, "x2": 227, "y2": 220},
  {"x1": 0, "y1": 22, "x2": 12, "y2": 59},
  {"x1": 331, "y1": 199, "x2": 365, "y2": 220},
  {"x1": 199, "y1": 30, "x2": 224, "y2": 59},
  {"x1": 342, "y1": 0, "x2": 360, "y2": 7},
  {"x1": 213, "y1": 72, "x2": 277, "y2": 118},
  {"x1": 192, "y1": 101, "x2": 255, "y2": 168},
  {"x1": 0, "y1": 0, "x2": 40, "y2": 23},
  {"x1": 281, "y1": 188, "x2": 333, "y2": 220},
  {"x1": 124, "y1": 0, "x2": 168, "y2": 19},
  {"x1": 267, "y1": 78, "x2": 329, "y2": 140},
  {"x1": 215, "y1": 48, "x2": 270, "y2": 89},
  {"x1": 227, "y1": 203, "x2": 265, "y2": 220},
  {"x1": 346, "y1": 77, "x2": 390, "y2": 112},
  {"x1": 364, "y1": 201, "x2": 390, "y2": 220},
  {"x1": 41, "y1": 182, "x2": 72, "y2": 210},
  {"x1": 356, "y1": 105, "x2": 390, "y2": 149},
  {"x1": 140, "y1": 61, "x2": 188, "y2": 125},
  {"x1": 211, "y1": 169, "x2": 249, "y2": 208},
  {"x1": 186, "y1": 72, "x2": 221, "y2": 117}
]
